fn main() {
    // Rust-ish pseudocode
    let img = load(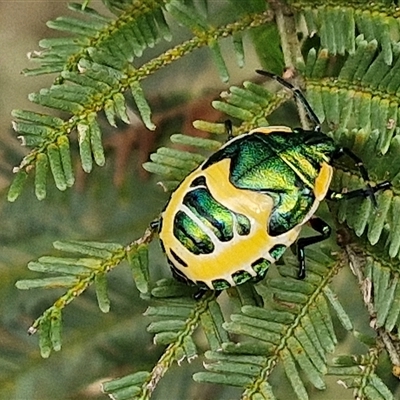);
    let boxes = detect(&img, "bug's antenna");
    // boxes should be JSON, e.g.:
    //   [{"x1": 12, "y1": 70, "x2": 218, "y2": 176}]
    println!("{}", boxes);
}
[{"x1": 256, "y1": 70, "x2": 321, "y2": 131}]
